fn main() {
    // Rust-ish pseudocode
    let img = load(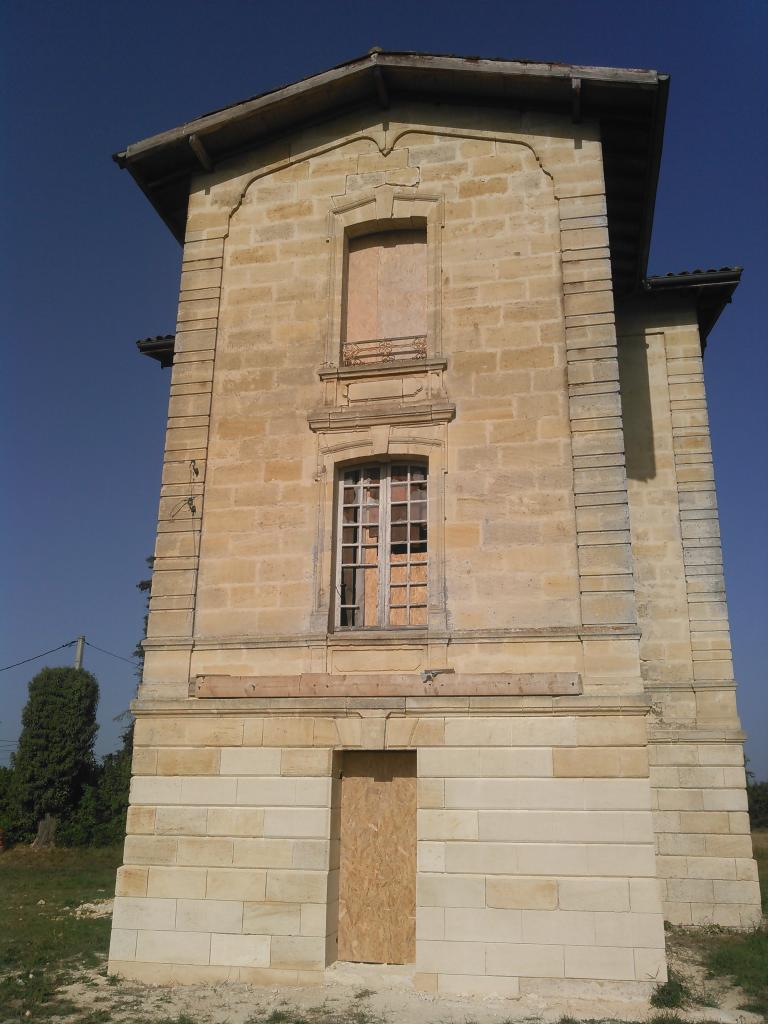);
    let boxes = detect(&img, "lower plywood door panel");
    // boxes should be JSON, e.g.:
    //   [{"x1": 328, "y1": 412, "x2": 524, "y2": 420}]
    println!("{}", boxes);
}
[{"x1": 337, "y1": 750, "x2": 416, "y2": 964}]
